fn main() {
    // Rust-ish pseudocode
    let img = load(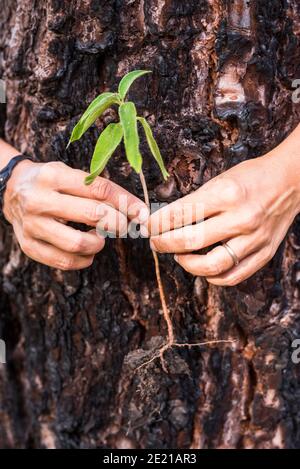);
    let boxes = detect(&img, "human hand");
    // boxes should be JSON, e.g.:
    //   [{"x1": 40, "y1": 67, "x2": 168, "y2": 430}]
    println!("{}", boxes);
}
[
  {"x1": 3, "y1": 160, "x2": 147, "y2": 270},
  {"x1": 149, "y1": 130, "x2": 300, "y2": 286}
]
